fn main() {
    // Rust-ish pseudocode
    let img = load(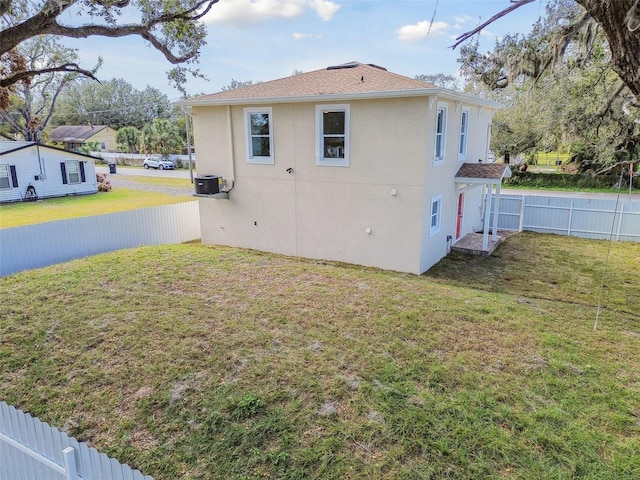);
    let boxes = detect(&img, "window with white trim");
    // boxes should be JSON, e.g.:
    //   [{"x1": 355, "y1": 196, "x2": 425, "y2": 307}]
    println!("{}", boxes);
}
[
  {"x1": 458, "y1": 108, "x2": 469, "y2": 161},
  {"x1": 316, "y1": 104, "x2": 350, "y2": 167},
  {"x1": 434, "y1": 103, "x2": 447, "y2": 165},
  {"x1": 244, "y1": 107, "x2": 274, "y2": 164},
  {"x1": 430, "y1": 194, "x2": 442, "y2": 237},
  {"x1": 0, "y1": 165, "x2": 10, "y2": 190},
  {"x1": 66, "y1": 160, "x2": 81, "y2": 184}
]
